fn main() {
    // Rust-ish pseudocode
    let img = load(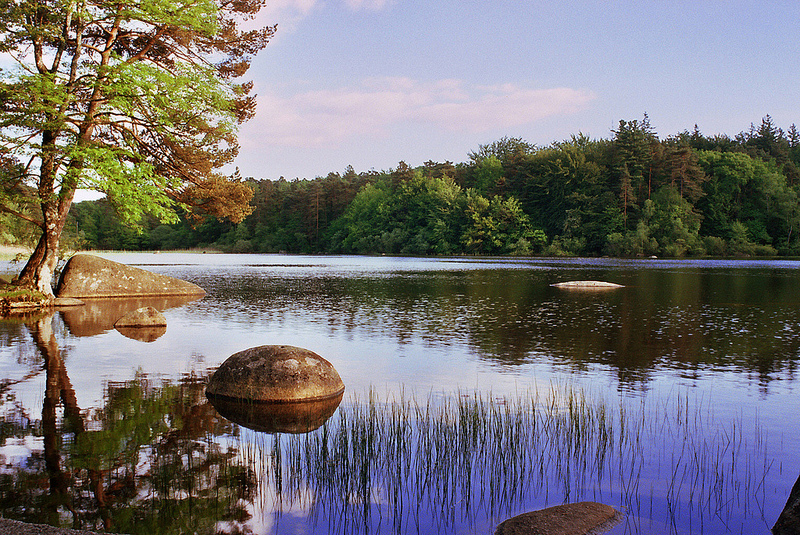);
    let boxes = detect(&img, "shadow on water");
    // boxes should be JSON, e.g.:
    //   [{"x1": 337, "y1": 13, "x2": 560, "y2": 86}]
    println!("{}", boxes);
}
[{"x1": 0, "y1": 310, "x2": 791, "y2": 535}]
